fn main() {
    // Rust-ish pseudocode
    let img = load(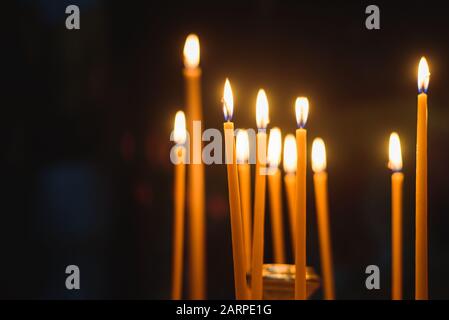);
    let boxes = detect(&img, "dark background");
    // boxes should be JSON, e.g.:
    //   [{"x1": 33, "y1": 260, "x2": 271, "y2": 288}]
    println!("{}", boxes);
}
[{"x1": 5, "y1": 0, "x2": 449, "y2": 299}]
